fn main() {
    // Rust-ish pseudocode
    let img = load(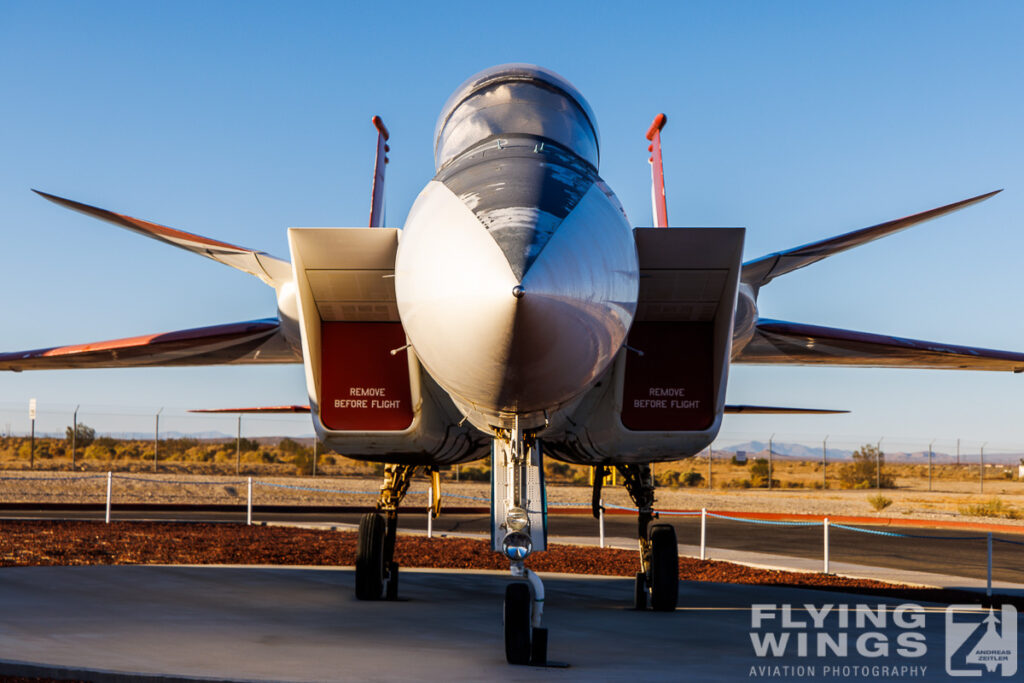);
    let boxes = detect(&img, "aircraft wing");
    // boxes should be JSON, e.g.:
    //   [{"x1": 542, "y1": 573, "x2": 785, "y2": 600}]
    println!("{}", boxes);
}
[
  {"x1": 741, "y1": 190, "x2": 1000, "y2": 290},
  {"x1": 724, "y1": 405, "x2": 848, "y2": 414},
  {"x1": 33, "y1": 191, "x2": 292, "y2": 288},
  {"x1": 0, "y1": 318, "x2": 300, "y2": 371},
  {"x1": 190, "y1": 405, "x2": 311, "y2": 413},
  {"x1": 735, "y1": 319, "x2": 1024, "y2": 372}
]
